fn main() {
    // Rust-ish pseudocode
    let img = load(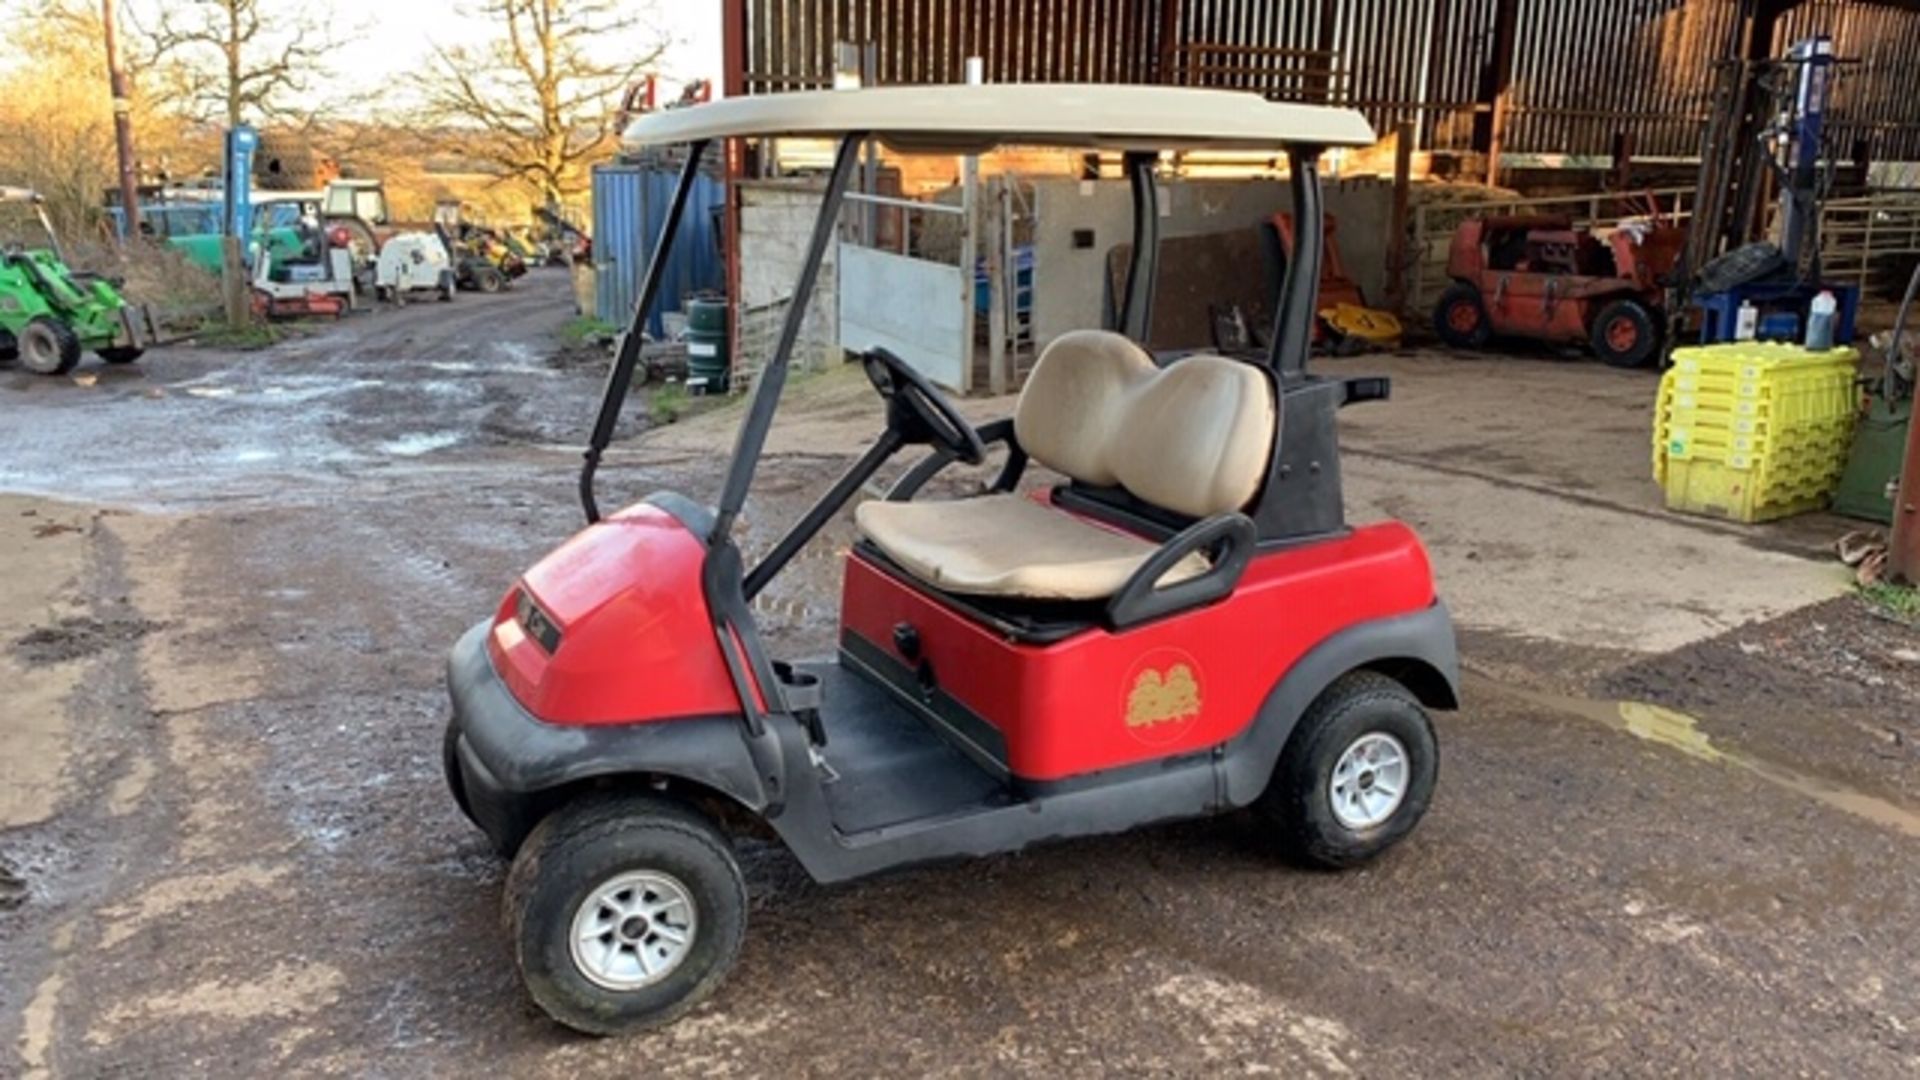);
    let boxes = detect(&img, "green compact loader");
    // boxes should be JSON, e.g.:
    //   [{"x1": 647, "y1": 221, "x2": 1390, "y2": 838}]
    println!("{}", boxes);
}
[{"x1": 1, "y1": 187, "x2": 158, "y2": 375}]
